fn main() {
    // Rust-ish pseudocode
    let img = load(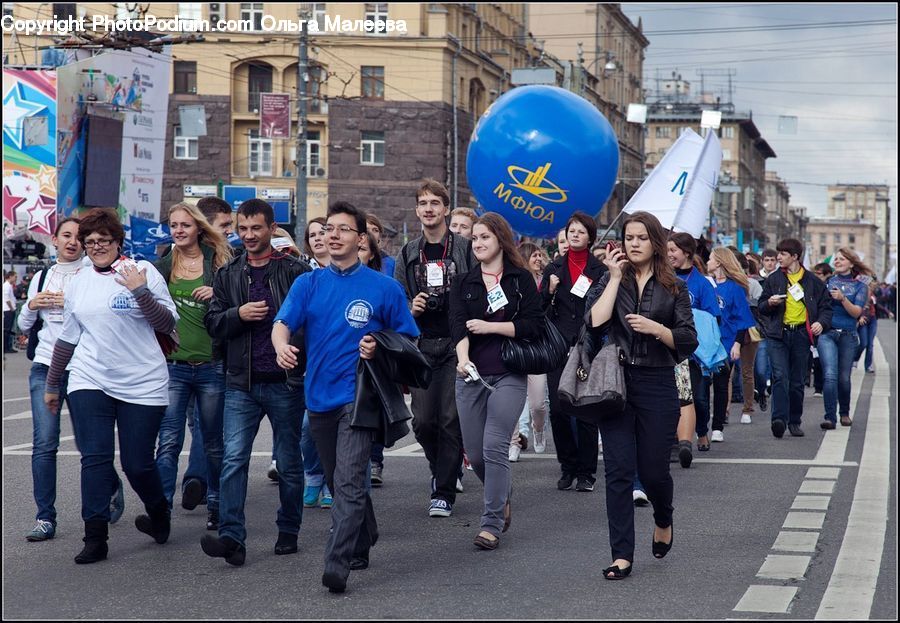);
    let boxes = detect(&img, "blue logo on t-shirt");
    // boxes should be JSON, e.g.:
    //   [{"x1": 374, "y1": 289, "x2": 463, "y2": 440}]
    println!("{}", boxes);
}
[
  {"x1": 109, "y1": 292, "x2": 139, "y2": 313},
  {"x1": 345, "y1": 299, "x2": 373, "y2": 329}
]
